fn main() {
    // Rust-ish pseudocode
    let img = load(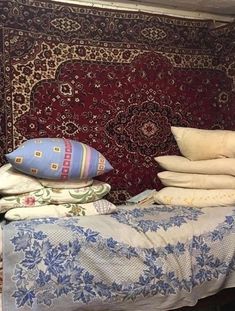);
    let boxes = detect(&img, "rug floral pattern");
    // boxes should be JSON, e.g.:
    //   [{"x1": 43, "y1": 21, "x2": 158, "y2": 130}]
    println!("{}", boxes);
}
[{"x1": 0, "y1": 0, "x2": 234, "y2": 202}]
